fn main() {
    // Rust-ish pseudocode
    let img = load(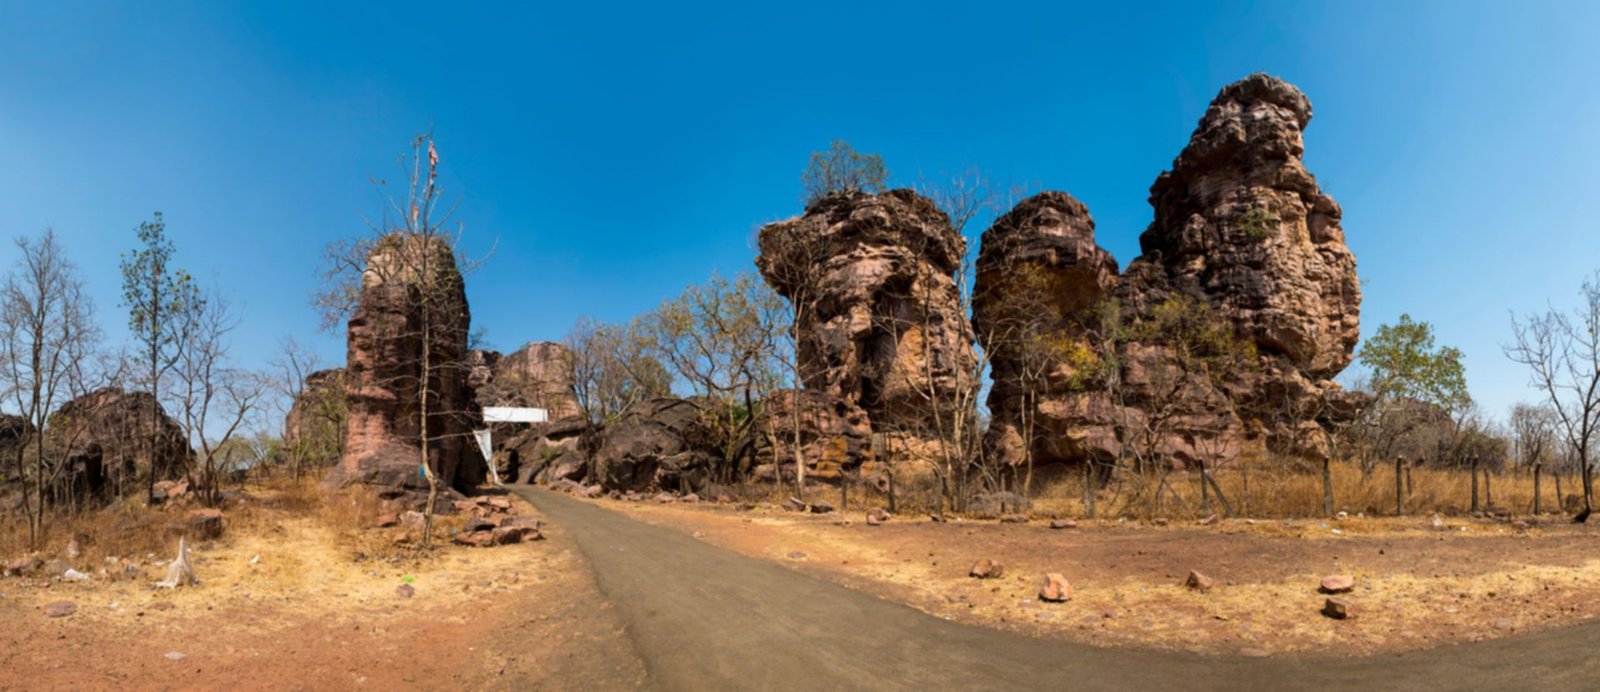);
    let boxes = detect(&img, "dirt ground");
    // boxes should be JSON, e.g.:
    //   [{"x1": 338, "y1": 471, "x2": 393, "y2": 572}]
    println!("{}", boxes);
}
[
  {"x1": 0, "y1": 488, "x2": 645, "y2": 691},
  {"x1": 597, "y1": 496, "x2": 1600, "y2": 656}
]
